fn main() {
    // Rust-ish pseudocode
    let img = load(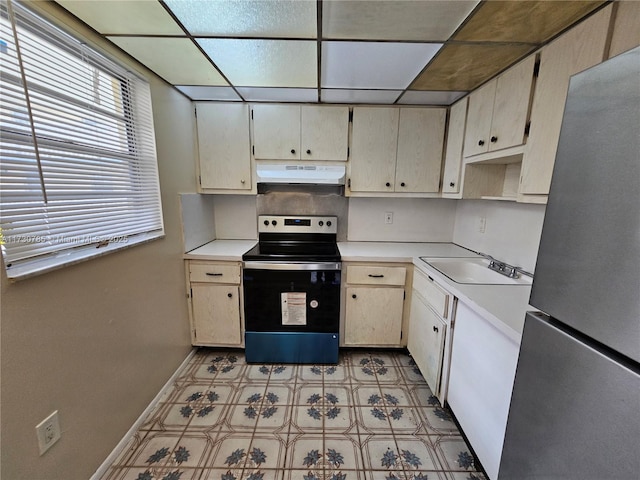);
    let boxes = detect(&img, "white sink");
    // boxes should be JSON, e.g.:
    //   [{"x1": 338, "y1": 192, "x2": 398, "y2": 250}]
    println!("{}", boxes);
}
[{"x1": 420, "y1": 257, "x2": 533, "y2": 285}]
